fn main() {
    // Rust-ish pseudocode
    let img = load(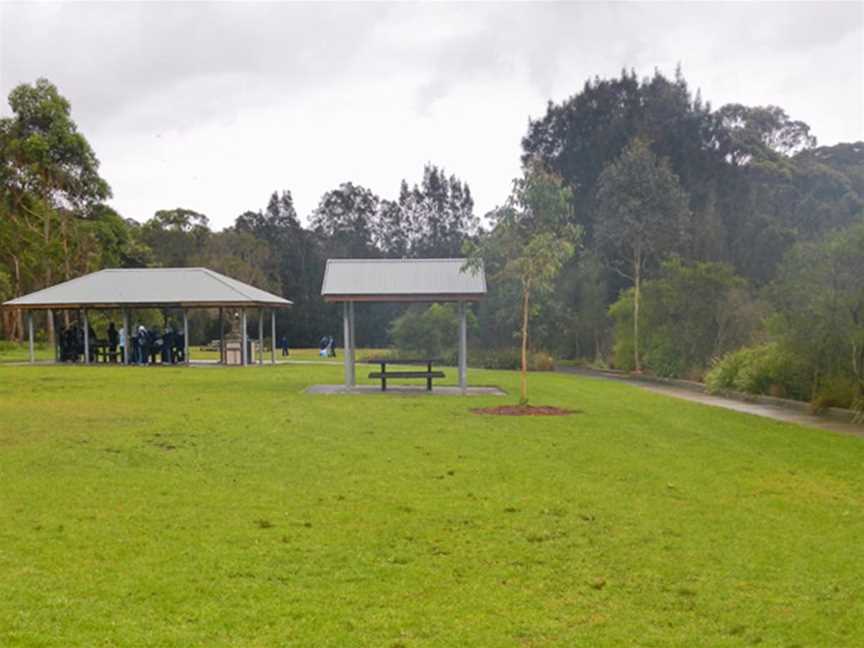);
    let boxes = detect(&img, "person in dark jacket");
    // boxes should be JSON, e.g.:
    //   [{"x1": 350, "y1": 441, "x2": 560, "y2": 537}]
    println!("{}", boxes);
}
[
  {"x1": 135, "y1": 324, "x2": 149, "y2": 365},
  {"x1": 107, "y1": 322, "x2": 119, "y2": 362},
  {"x1": 280, "y1": 335, "x2": 289, "y2": 357},
  {"x1": 162, "y1": 325, "x2": 175, "y2": 364}
]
